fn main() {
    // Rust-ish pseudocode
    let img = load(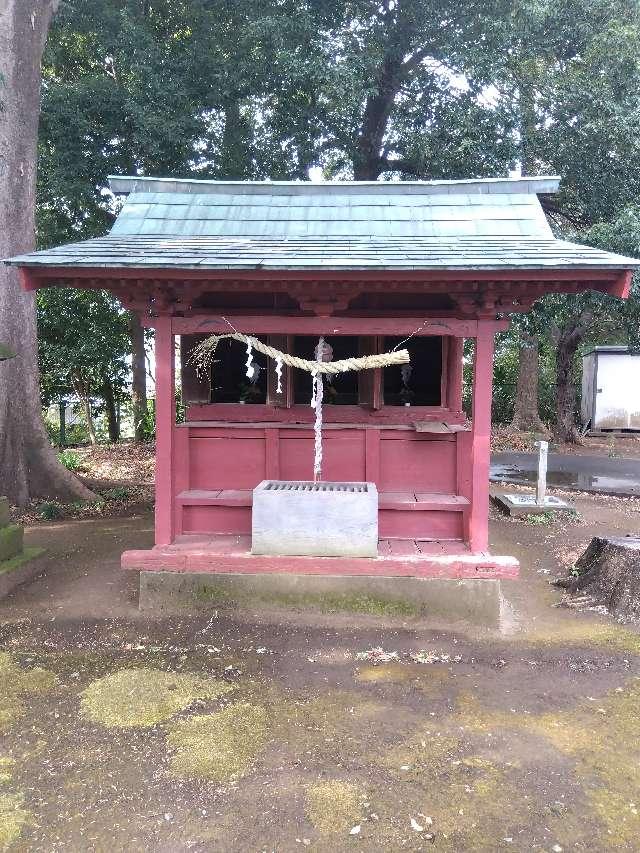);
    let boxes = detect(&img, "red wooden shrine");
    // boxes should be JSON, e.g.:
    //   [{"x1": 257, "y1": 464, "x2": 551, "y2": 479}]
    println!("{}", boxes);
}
[{"x1": 8, "y1": 176, "x2": 638, "y2": 580}]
